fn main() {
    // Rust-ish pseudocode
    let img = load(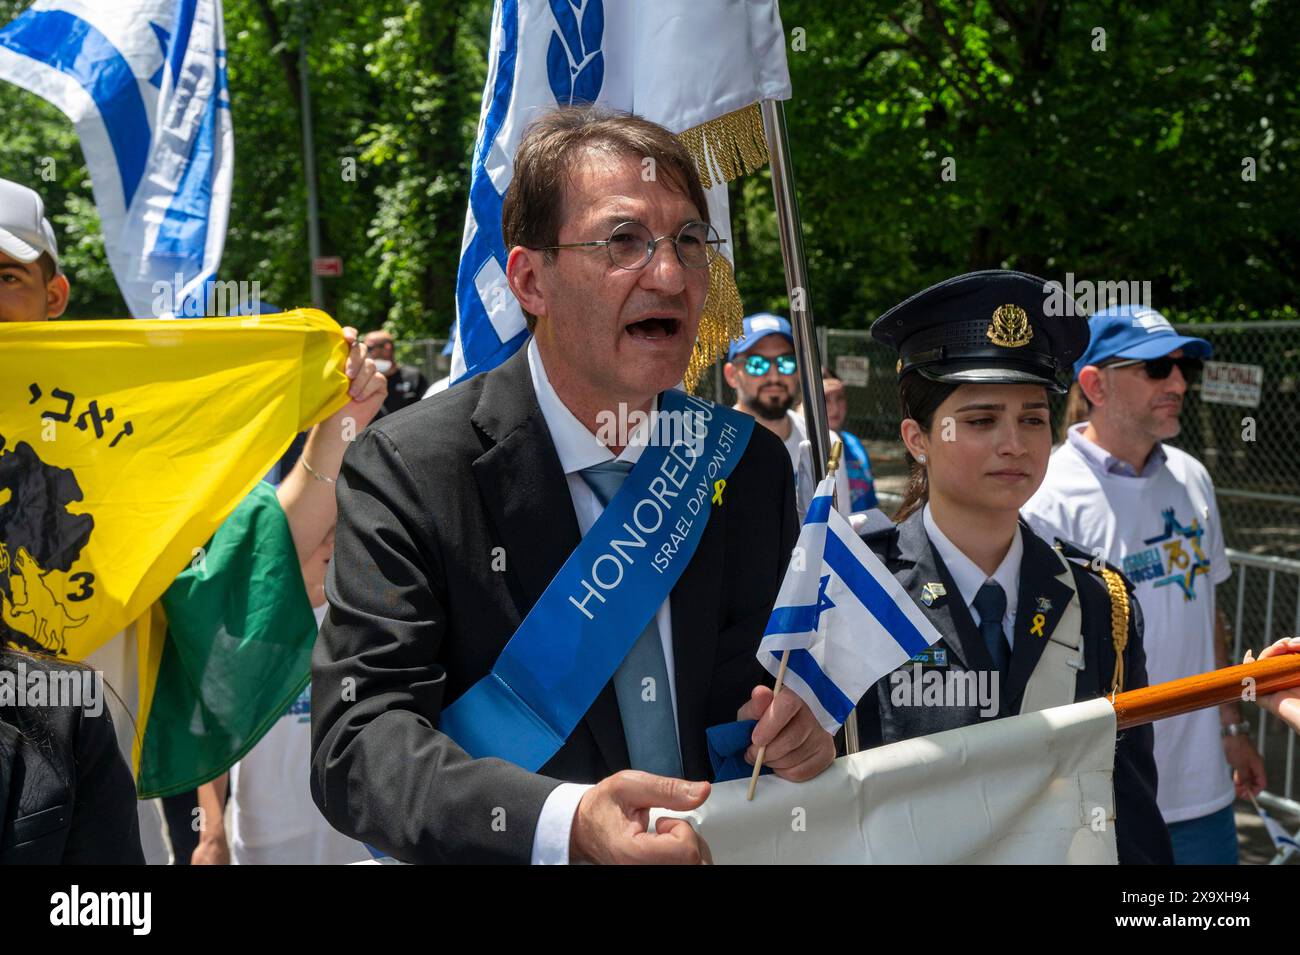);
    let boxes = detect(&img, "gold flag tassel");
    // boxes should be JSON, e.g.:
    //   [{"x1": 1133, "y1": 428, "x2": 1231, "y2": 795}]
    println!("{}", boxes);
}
[
  {"x1": 684, "y1": 253, "x2": 744, "y2": 393},
  {"x1": 678, "y1": 102, "x2": 770, "y2": 189},
  {"x1": 676, "y1": 102, "x2": 769, "y2": 393}
]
